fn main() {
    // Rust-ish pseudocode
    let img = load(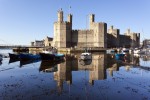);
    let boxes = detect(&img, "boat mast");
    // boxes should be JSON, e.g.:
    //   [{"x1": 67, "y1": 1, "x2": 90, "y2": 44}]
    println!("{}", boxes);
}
[{"x1": 86, "y1": 15, "x2": 88, "y2": 52}]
